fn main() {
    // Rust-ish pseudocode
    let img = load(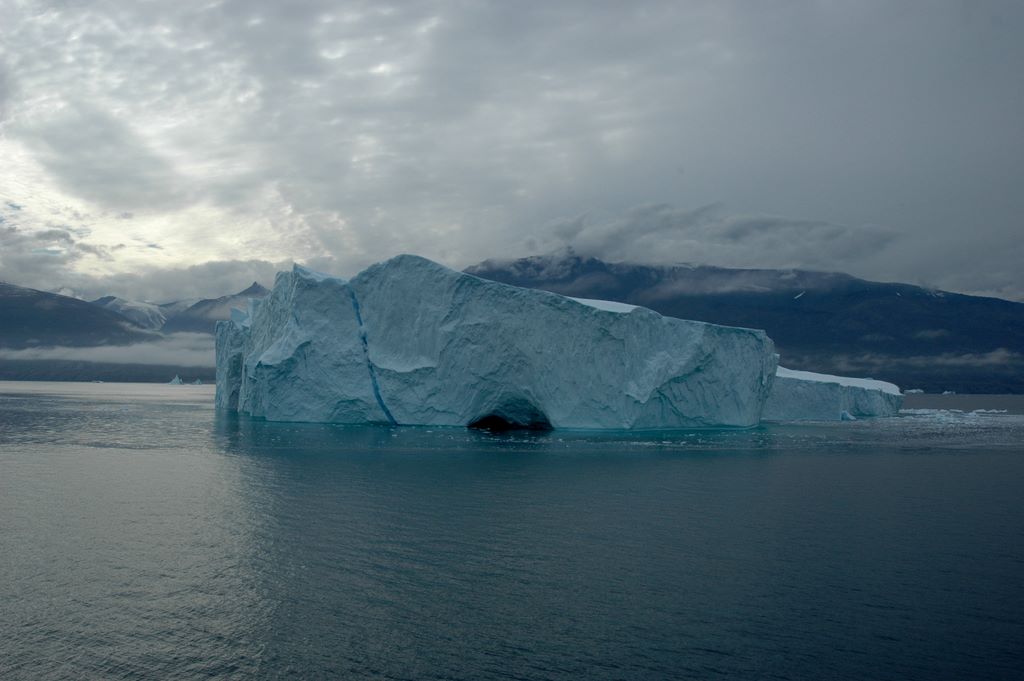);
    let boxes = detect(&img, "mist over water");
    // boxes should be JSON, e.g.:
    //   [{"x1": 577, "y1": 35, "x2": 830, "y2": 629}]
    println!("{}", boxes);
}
[{"x1": 1, "y1": 382, "x2": 1022, "y2": 680}]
